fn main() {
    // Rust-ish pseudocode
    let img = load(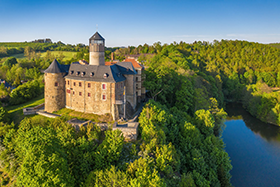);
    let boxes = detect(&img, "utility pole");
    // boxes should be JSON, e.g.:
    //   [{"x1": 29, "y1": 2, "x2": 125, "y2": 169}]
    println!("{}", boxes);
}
[{"x1": 123, "y1": 86, "x2": 126, "y2": 119}]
